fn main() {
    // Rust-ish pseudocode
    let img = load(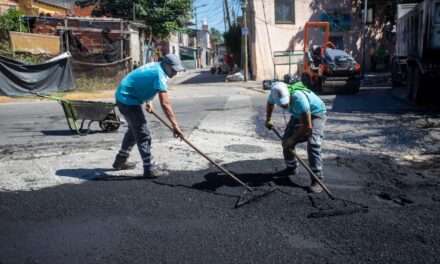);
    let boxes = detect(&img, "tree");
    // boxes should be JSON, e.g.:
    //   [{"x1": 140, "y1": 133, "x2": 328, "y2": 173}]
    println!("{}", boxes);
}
[
  {"x1": 137, "y1": 0, "x2": 192, "y2": 38},
  {"x1": 223, "y1": 23, "x2": 241, "y2": 66},
  {"x1": 90, "y1": 0, "x2": 192, "y2": 38},
  {"x1": 210, "y1": 28, "x2": 223, "y2": 46},
  {"x1": 0, "y1": 9, "x2": 27, "y2": 40}
]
